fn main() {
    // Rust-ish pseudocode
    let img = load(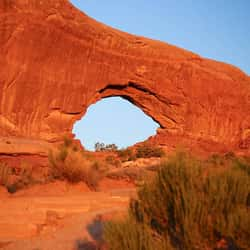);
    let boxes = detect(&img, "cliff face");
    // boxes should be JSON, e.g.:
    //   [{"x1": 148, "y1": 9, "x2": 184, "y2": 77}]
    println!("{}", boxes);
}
[{"x1": 0, "y1": 0, "x2": 249, "y2": 154}]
